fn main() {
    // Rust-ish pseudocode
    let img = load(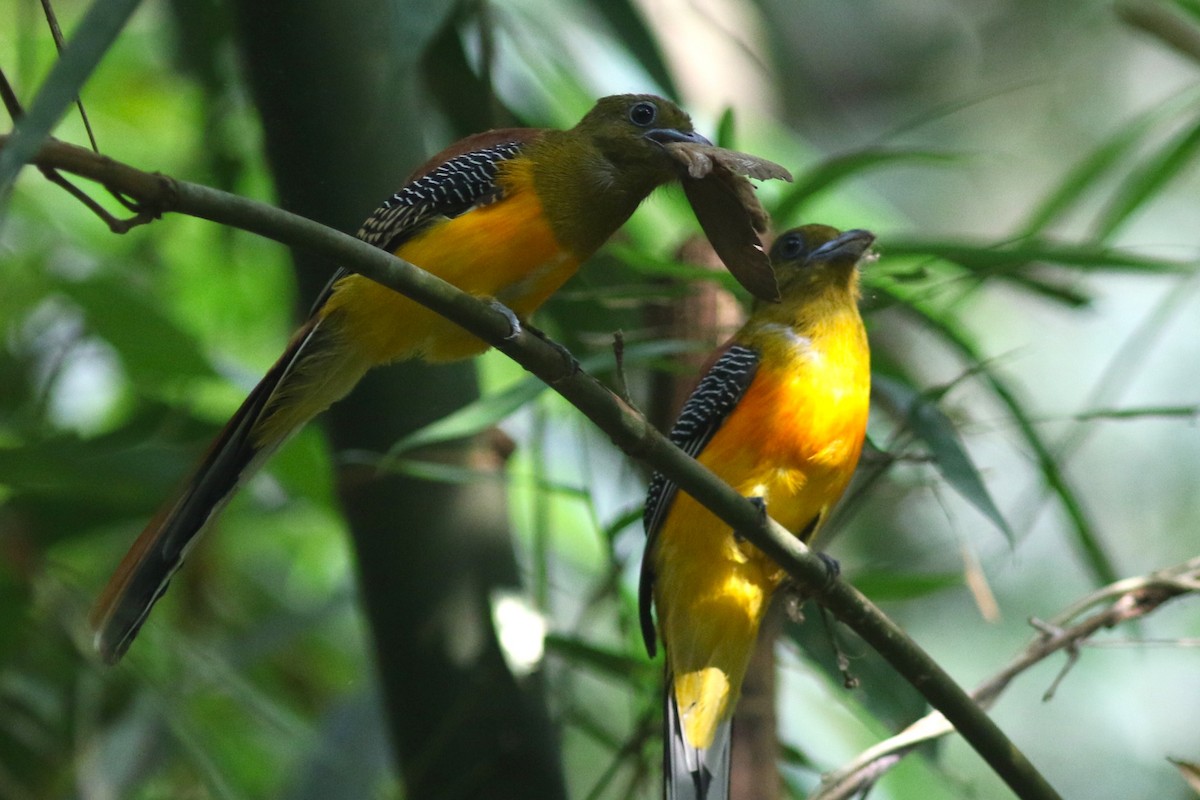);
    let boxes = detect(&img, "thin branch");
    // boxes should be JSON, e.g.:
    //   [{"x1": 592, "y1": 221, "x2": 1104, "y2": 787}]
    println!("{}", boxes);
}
[
  {"x1": 3, "y1": 135, "x2": 1063, "y2": 800},
  {"x1": 0, "y1": 63, "x2": 152, "y2": 232},
  {"x1": 39, "y1": 0, "x2": 100, "y2": 152},
  {"x1": 812, "y1": 556, "x2": 1200, "y2": 800}
]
